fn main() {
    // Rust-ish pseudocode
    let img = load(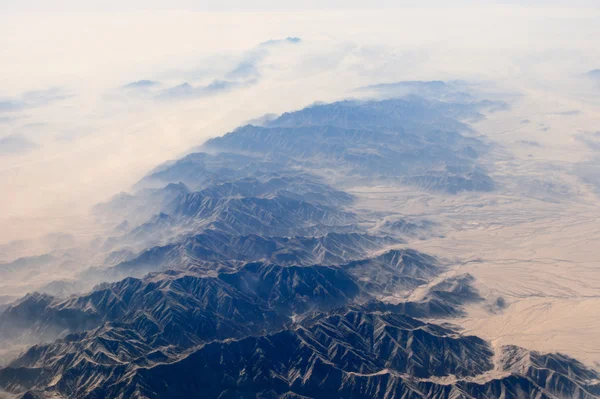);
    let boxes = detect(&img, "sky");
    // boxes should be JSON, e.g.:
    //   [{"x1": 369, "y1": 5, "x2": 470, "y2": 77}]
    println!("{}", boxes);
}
[
  {"x1": 1, "y1": 4, "x2": 600, "y2": 244},
  {"x1": 1, "y1": 0, "x2": 599, "y2": 11}
]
